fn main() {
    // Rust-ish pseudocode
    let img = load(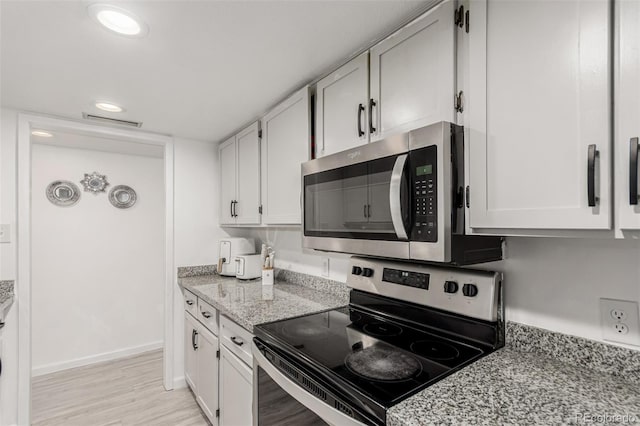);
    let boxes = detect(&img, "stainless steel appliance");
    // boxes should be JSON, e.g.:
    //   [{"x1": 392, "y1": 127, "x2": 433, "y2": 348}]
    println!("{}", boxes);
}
[
  {"x1": 252, "y1": 256, "x2": 504, "y2": 425},
  {"x1": 302, "y1": 122, "x2": 502, "y2": 265}
]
